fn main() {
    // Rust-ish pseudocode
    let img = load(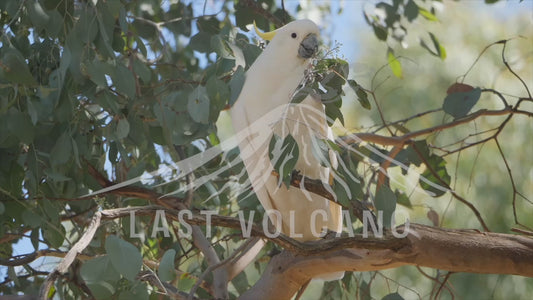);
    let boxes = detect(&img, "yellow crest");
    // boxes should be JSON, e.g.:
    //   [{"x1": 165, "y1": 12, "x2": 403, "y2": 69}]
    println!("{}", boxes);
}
[{"x1": 253, "y1": 21, "x2": 276, "y2": 41}]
